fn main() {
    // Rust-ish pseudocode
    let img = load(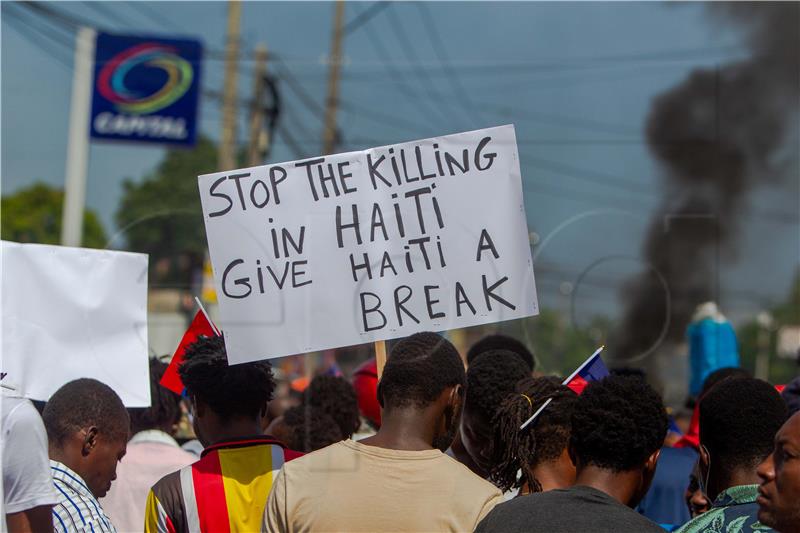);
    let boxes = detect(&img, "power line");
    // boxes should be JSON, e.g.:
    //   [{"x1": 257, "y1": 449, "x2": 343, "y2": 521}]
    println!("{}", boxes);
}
[
  {"x1": 2, "y1": 4, "x2": 73, "y2": 70},
  {"x1": 413, "y1": 2, "x2": 482, "y2": 127},
  {"x1": 343, "y1": 1, "x2": 389, "y2": 35},
  {"x1": 337, "y1": 98, "x2": 426, "y2": 135},
  {"x1": 80, "y1": 1, "x2": 126, "y2": 29},
  {"x1": 384, "y1": 5, "x2": 467, "y2": 129},
  {"x1": 356, "y1": 6, "x2": 447, "y2": 132},
  {"x1": 20, "y1": 1, "x2": 100, "y2": 30},
  {"x1": 272, "y1": 56, "x2": 328, "y2": 120},
  {"x1": 125, "y1": 1, "x2": 184, "y2": 34}
]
